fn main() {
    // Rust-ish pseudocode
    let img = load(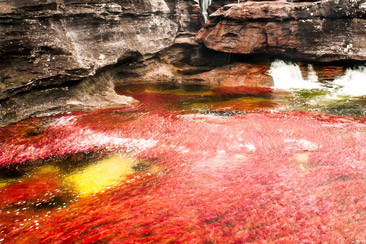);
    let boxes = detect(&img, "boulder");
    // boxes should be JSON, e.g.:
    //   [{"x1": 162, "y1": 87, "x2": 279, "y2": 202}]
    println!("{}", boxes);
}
[
  {"x1": 197, "y1": 0, "x2": 366, "y2": 62},
  {"x1": 0, "y1": 70, "x2": 138, "y2": 127}
]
